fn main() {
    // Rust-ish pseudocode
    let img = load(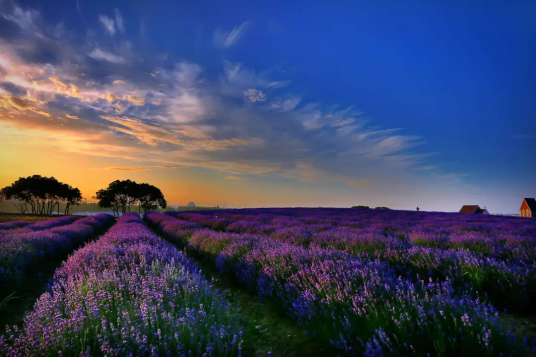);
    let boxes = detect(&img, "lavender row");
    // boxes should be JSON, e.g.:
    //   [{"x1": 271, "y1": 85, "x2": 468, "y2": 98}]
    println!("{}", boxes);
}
[
  {"x1": 0, "y1": 221, "x2": 31, "y2": 231},
  {"x1": 166, "y1": 212, "x2": 536, "y2": 314},
  {"x1": 1, "y1": 213, "x2": 245, "y2": 356},
  {"x1": 146, "y1": 212, "x2": 535, "y2": 356},
  {"x1": 169, "y1": 208, "x2": 536, "y2": 239},
  {"x1": 168, "y1": 211, "x2": 536, "y2": 257},
  {"x1": 0, "y1": 215, "x2": 80, "y2": 238},
  {"x1": 0, "y1": 214, "x2": 114, "y2": 291}
]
